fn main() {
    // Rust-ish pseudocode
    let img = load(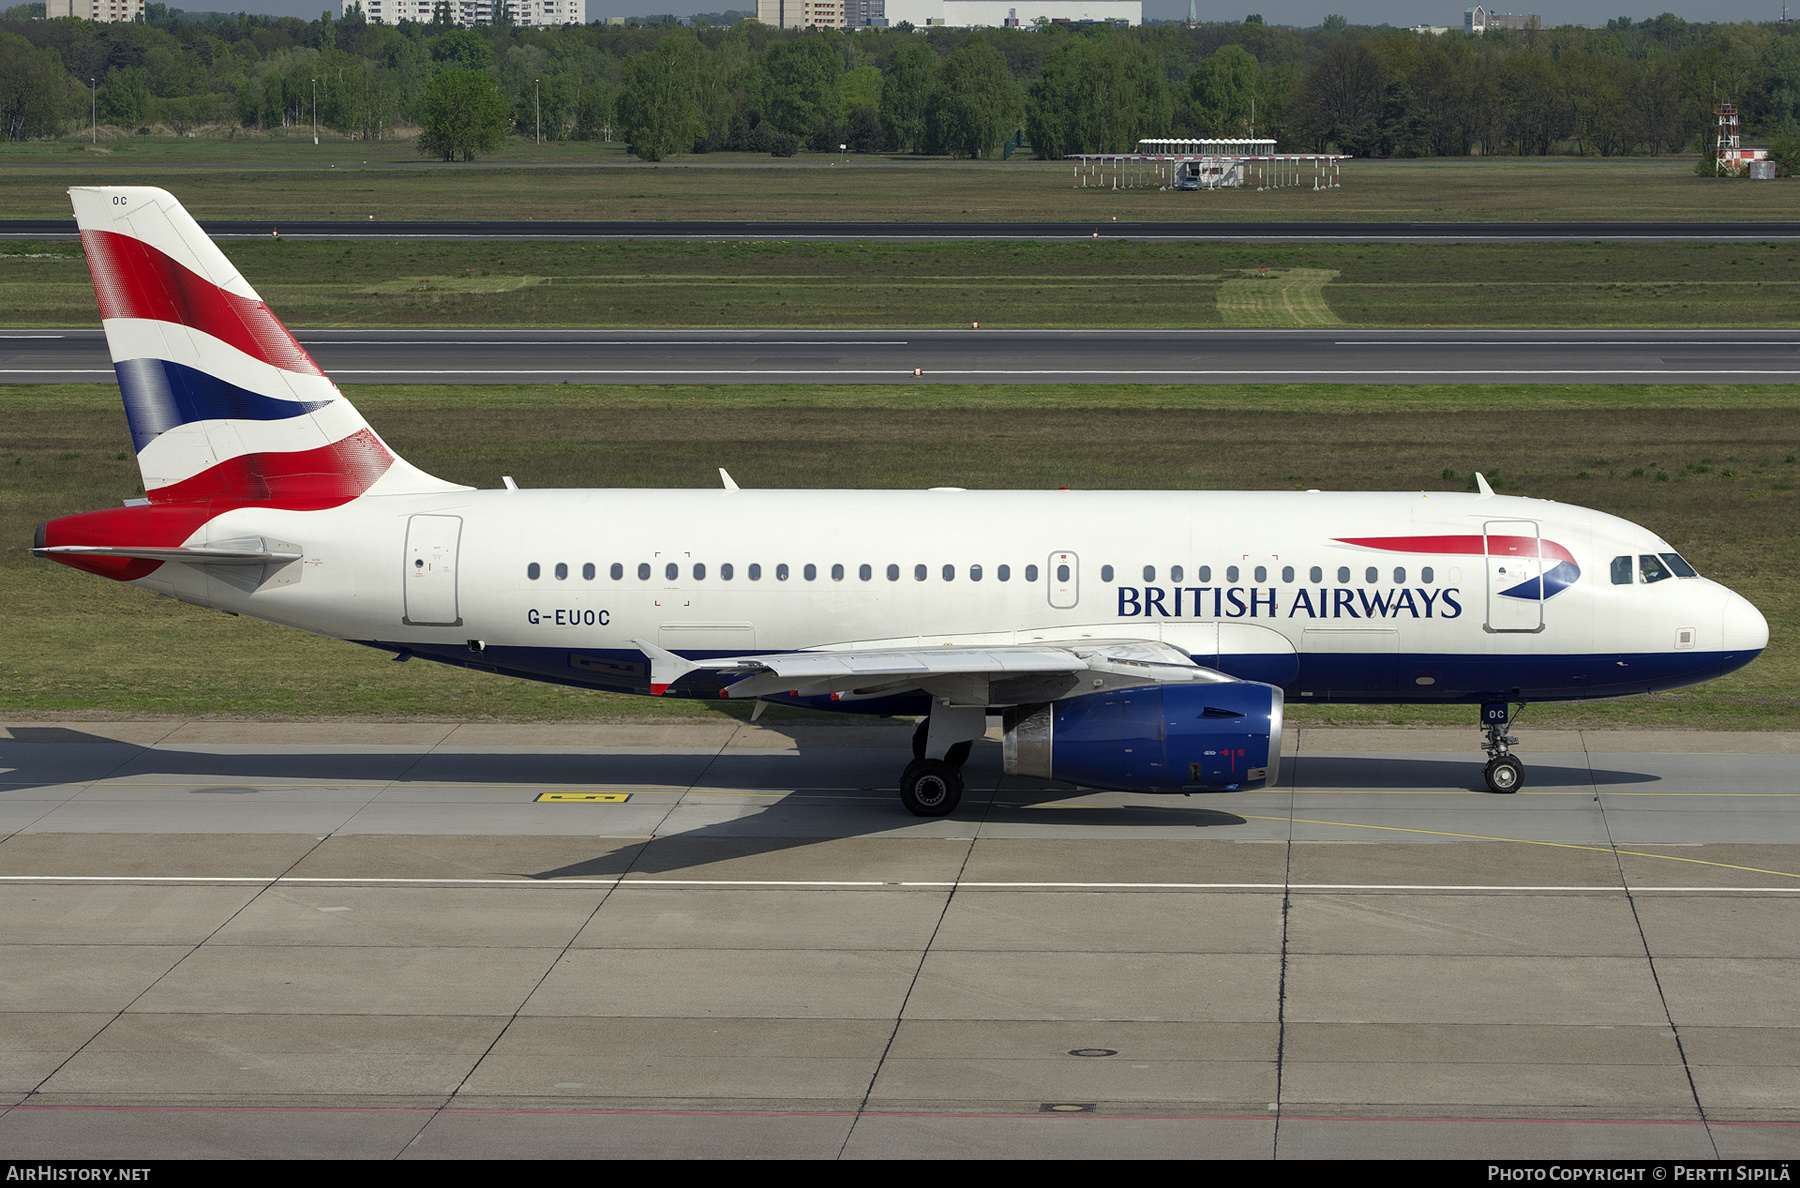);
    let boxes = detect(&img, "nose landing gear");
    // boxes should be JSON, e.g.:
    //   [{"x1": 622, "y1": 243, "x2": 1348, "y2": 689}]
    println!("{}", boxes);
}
[{"x1": 1480, "y1": 701, "x2": 1525, "y2": 793}]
